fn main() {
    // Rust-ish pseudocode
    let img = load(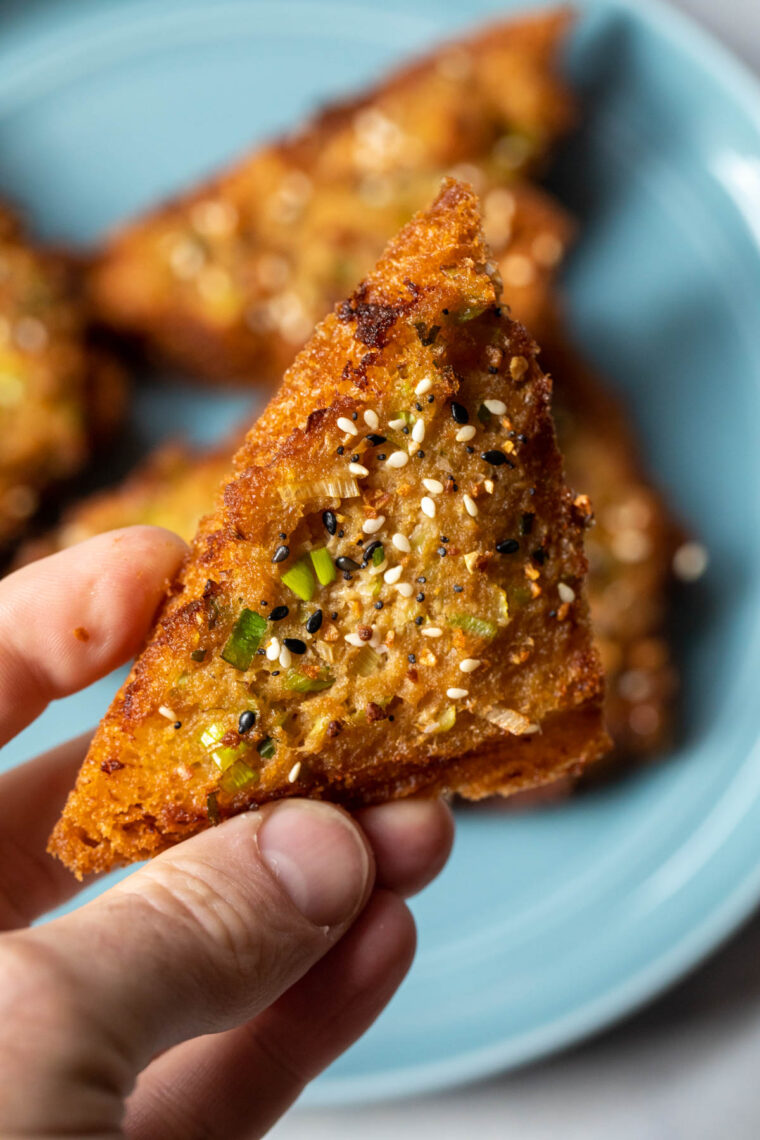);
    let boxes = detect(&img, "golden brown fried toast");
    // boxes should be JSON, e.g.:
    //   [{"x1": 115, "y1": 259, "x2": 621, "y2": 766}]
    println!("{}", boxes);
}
[
  {"x1": 50, "y1": 181, "x2": 607, "y2": 876},
  {"x1": 0, "y1": 204, "x2": 125, "y2": 548},
  {"x1": 89, "y1": 9, "x2": 575, "y2": 382}
]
